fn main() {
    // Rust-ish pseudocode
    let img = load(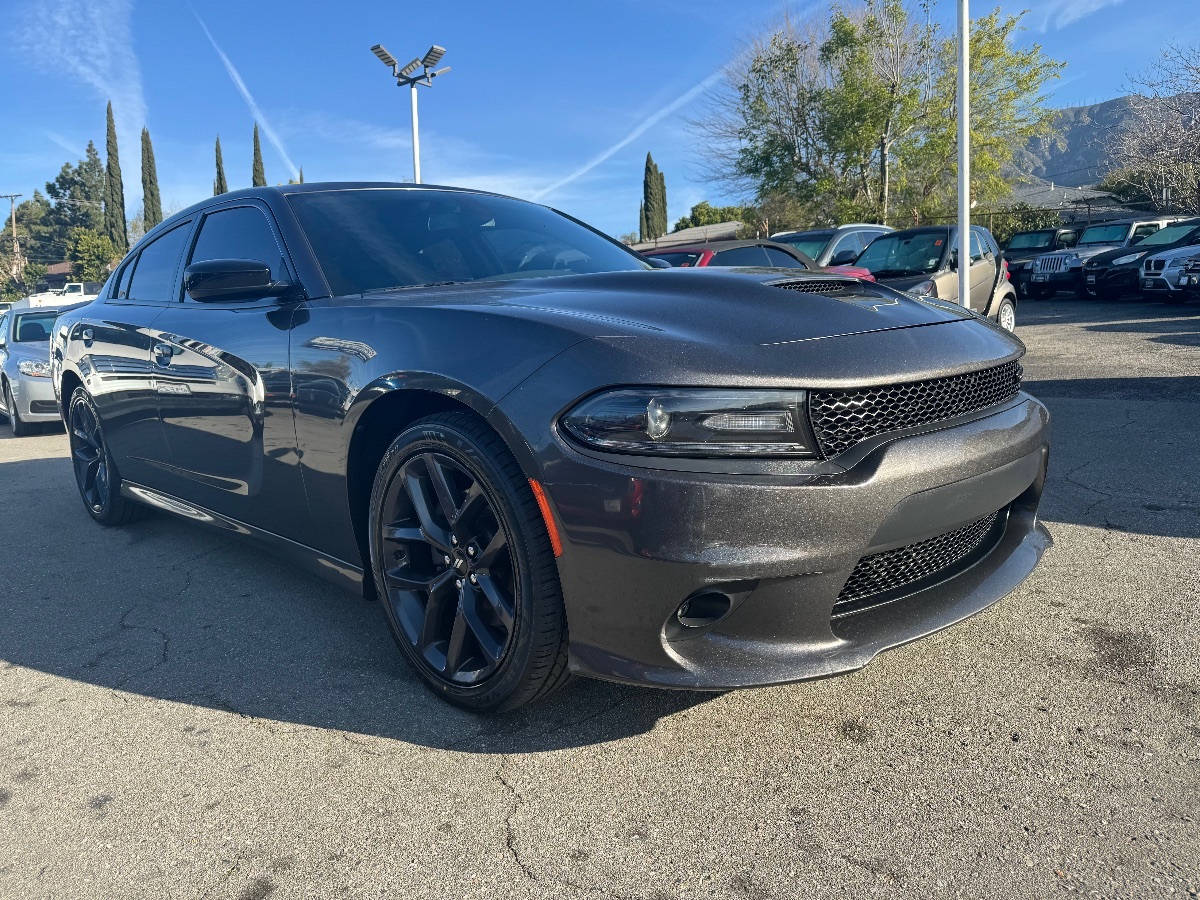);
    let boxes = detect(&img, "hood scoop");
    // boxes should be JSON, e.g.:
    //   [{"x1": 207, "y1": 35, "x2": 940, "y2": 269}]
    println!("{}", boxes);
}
[{"x1": 770, "y1": 279, "x2": 853, "y2": 295}]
